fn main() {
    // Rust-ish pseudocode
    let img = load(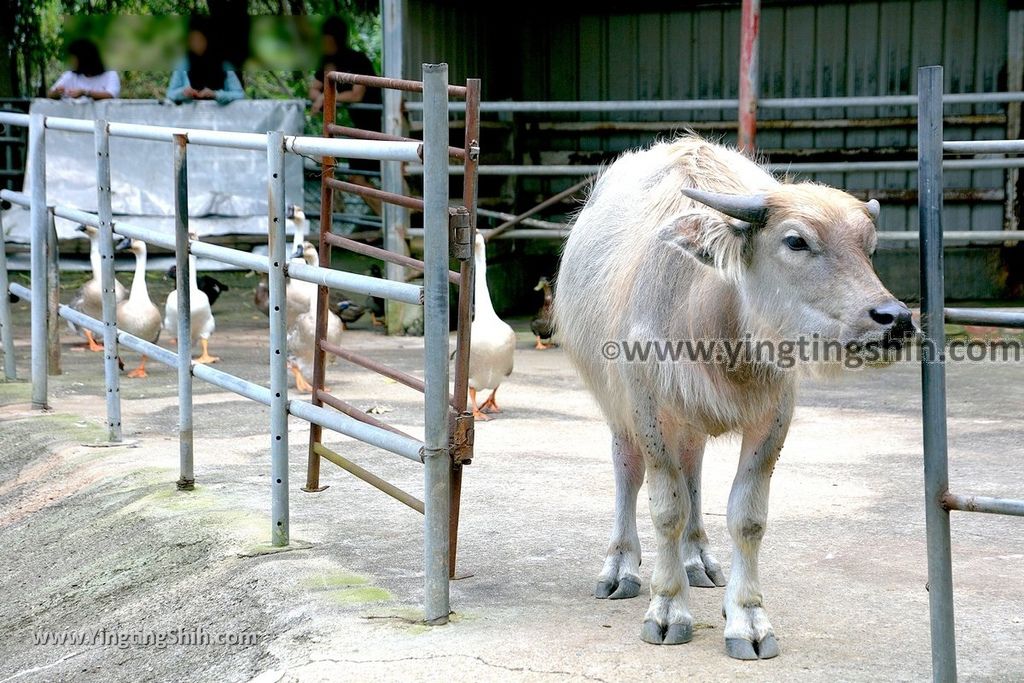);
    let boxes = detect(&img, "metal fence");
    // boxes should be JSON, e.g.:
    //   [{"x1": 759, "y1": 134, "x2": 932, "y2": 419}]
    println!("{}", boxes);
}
[
  {"x1": 303, "y1": 66, "x2": 479, "y2": 623},
  {"x1": 0, "y1": 63, "x2": 463, "y2": 623},
  {"x1": 402, "y1": 91, "x2": 1024, "y2": 244},
  {"x1": 916, "y1": 65, "x2": 1024, "y2": 683}
]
